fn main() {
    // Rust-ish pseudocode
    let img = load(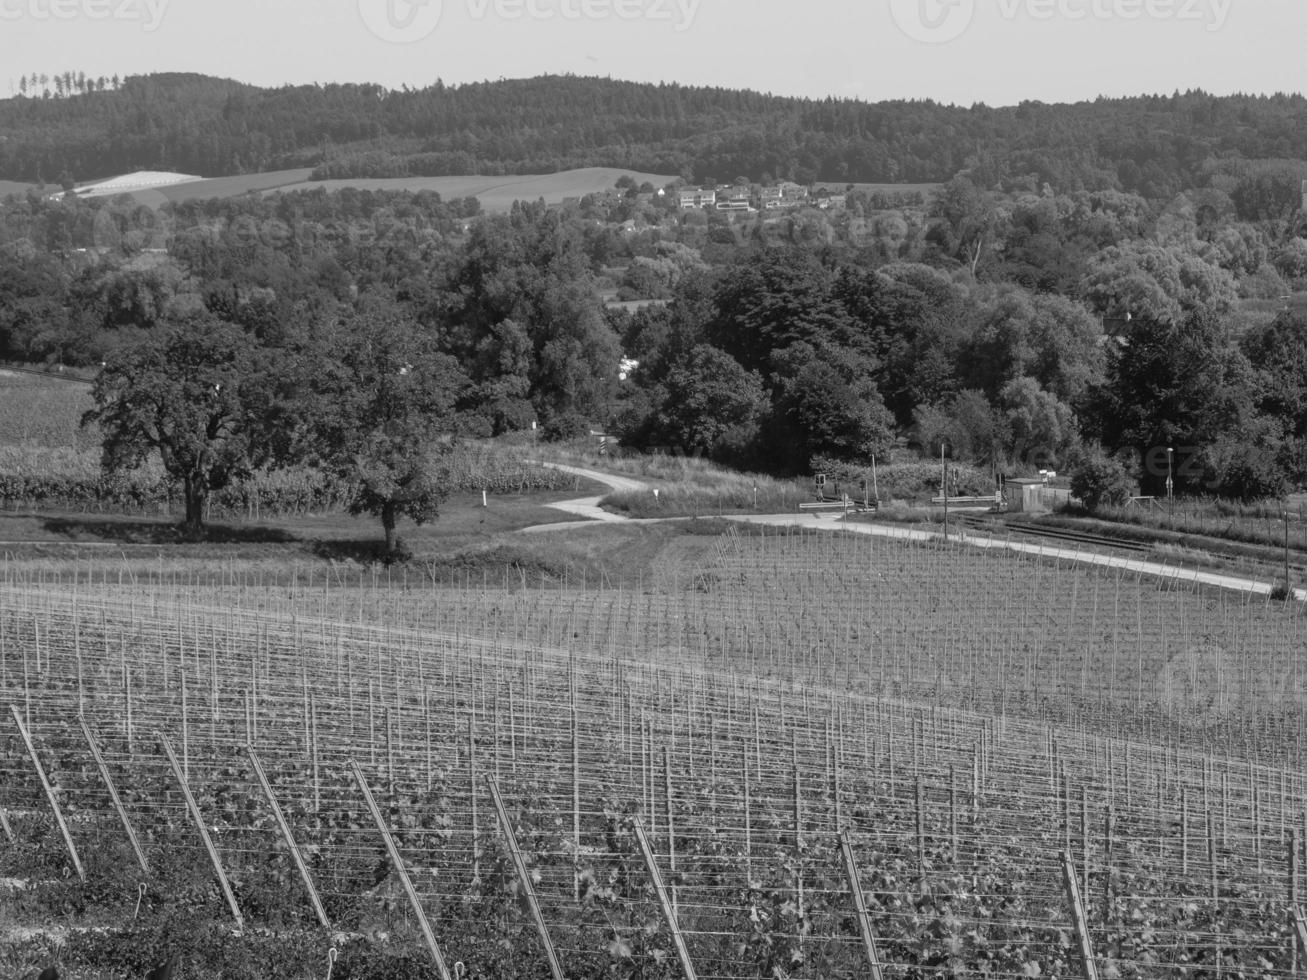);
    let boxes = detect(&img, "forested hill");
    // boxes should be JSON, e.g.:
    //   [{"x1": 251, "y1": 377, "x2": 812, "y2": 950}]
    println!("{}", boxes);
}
[{"x1": 5, "y1": 72, "x2": 1307, "y2": 197}]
